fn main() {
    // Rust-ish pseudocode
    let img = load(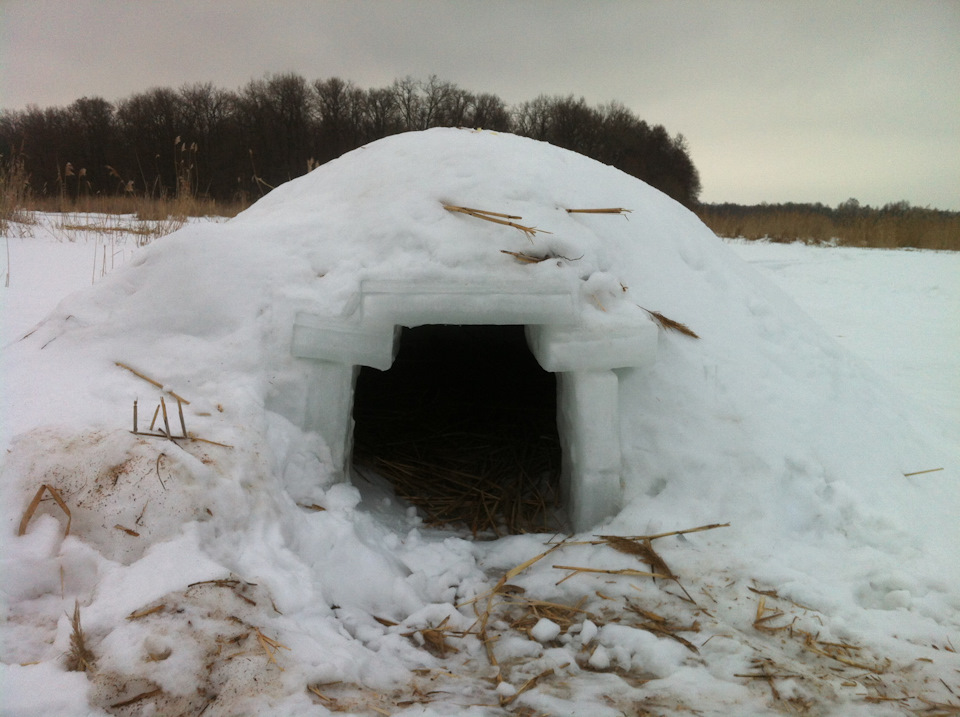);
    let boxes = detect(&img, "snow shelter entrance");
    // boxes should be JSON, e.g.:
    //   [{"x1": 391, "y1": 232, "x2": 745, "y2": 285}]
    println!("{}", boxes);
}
[
  {"x1": 290, "y1": 278, "x2": 659, "y2": 532},
  {"x1": 352, "y1": 325, "x2": 561, "y2": 535}
]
